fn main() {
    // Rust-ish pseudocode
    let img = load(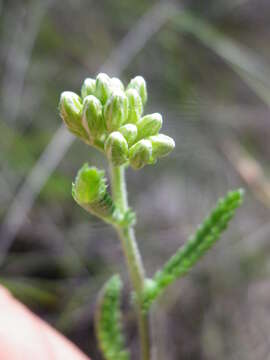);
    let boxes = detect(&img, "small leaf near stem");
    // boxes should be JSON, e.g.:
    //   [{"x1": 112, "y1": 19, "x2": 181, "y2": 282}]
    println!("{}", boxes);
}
[
  {"x1": 72, "y1": 164, "x2": 123, "y2": 225},
  {"x1": 95, "y1": 275, "x2": 130, "y2": 360},
  {"x1": 142, "y1": 189, "x2": 244, "y2": 312}
]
